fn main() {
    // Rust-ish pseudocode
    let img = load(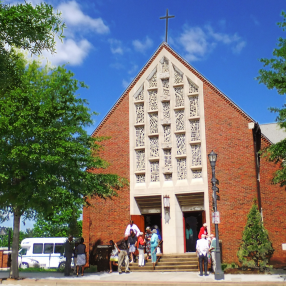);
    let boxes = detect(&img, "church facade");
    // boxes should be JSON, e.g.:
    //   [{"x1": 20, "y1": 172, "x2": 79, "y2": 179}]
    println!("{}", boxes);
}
[{"x1": 83, "y1": 43, "x2": 286, "y2": 266}]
